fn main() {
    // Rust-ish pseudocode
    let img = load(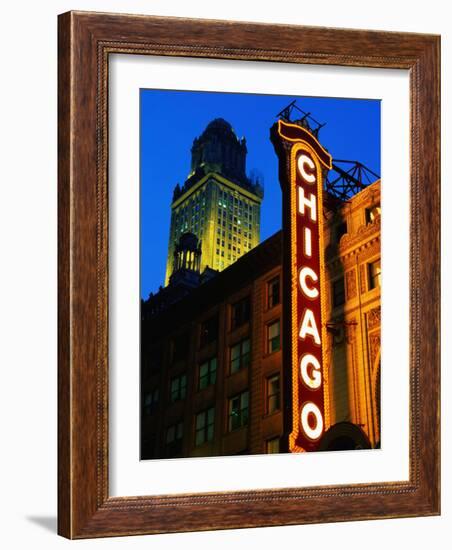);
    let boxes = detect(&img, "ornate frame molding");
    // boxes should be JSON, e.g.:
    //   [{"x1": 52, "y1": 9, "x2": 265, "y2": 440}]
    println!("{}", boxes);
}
[{"x1": 58, "y1": 11, "x2": 440, "y2": 538}]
